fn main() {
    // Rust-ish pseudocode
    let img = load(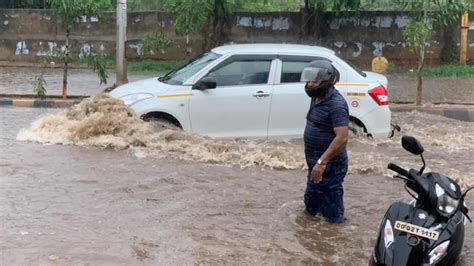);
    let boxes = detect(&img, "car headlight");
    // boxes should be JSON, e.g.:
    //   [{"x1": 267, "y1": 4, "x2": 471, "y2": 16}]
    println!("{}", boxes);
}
[
  {"x1": 428, "y1": 240, "x2": 450, "y2": 264},
  {"x1": 435, "y1": 184, "x2": 459, "y2": 217},
  {"x1": 383, "y1": 220, "x2": 394, "y2": 248},
  {"x1": 120, "y1": 93, "x2": 153, "y2": 106}
]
